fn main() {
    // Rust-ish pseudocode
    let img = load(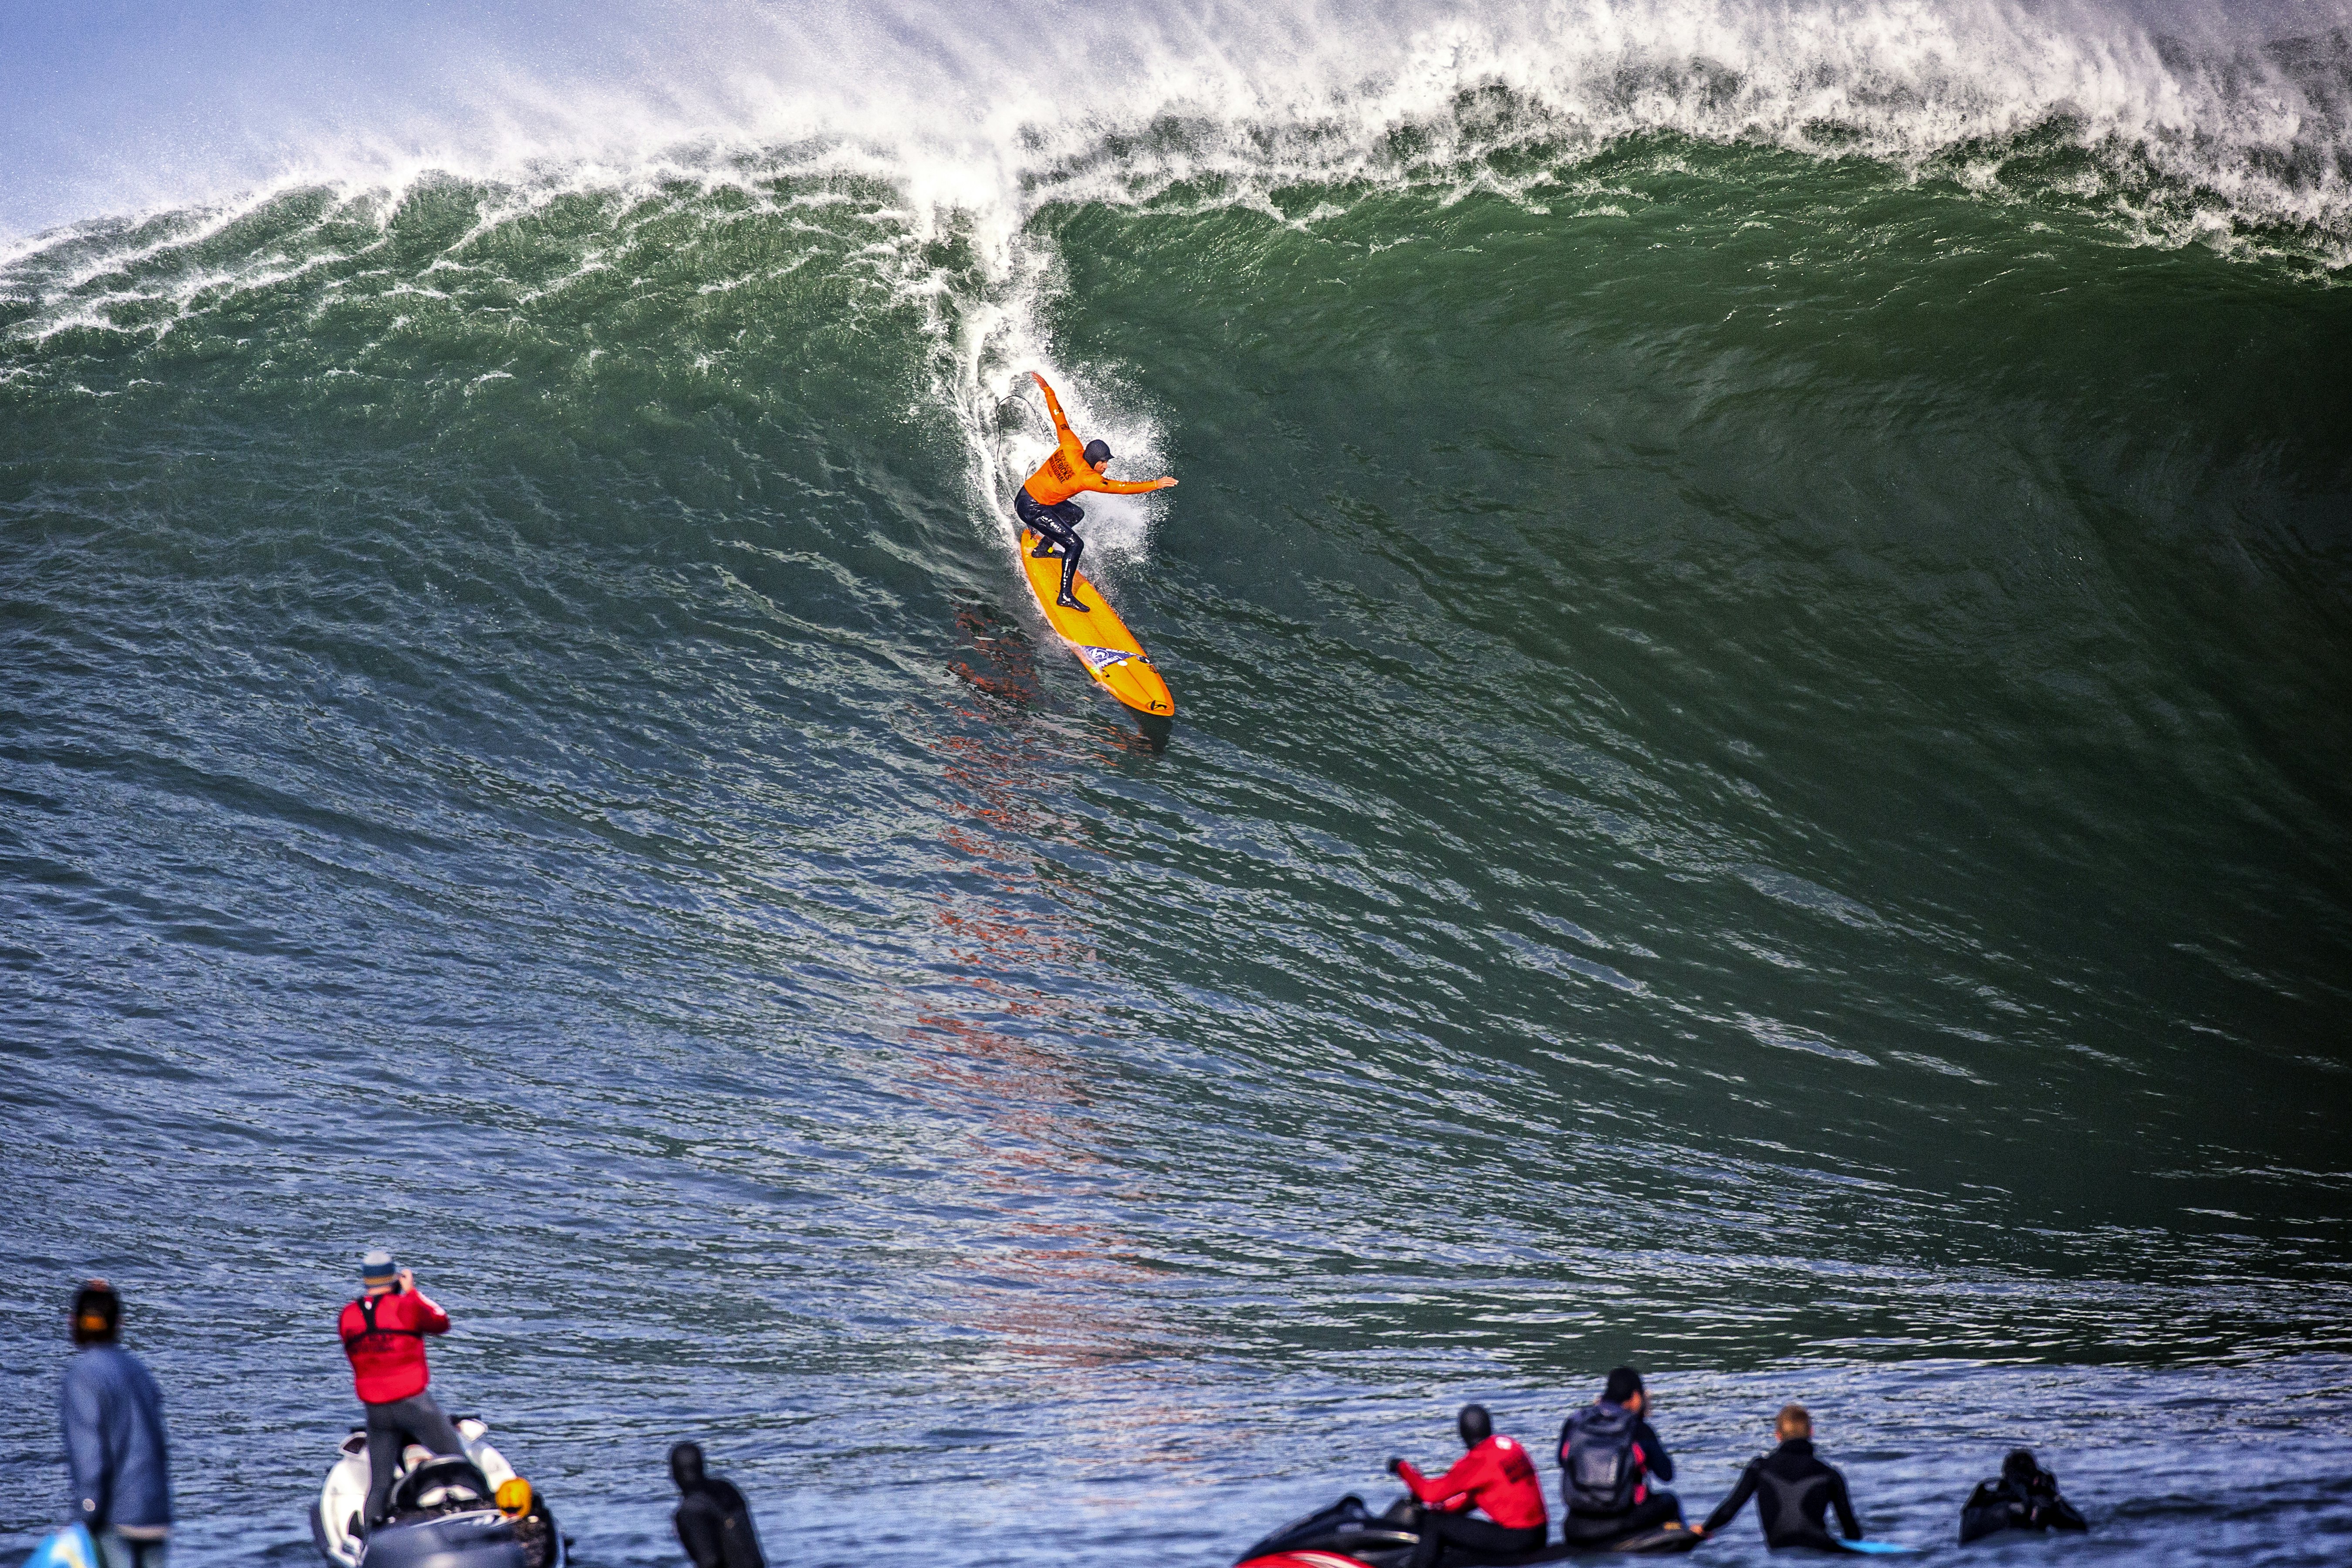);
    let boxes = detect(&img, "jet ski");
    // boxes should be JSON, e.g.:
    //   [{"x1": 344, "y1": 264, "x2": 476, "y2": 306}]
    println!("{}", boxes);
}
[
  {"x1": 1237, "y1": 1494, "x2": 1700, "y2": 1565},
  {"x1": 310, "y1": 1416, "x2": 568, "y2": 1568}
]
